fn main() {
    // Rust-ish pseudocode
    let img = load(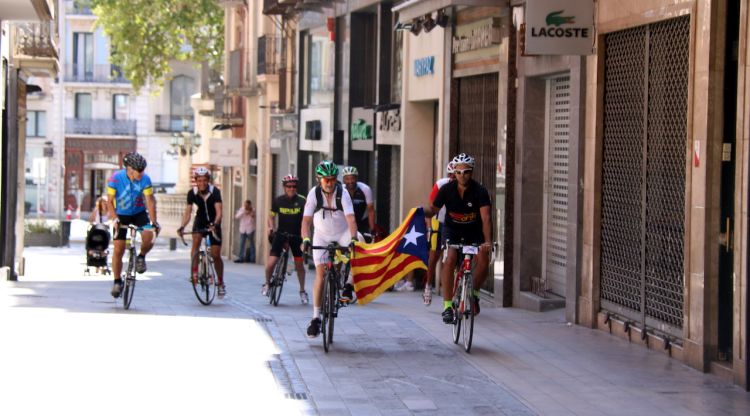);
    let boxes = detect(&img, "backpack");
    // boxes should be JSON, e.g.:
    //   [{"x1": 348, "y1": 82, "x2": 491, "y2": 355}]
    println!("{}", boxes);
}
[{"x1": 314, "y1": 183, "x2": 343, "y2": 216}]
